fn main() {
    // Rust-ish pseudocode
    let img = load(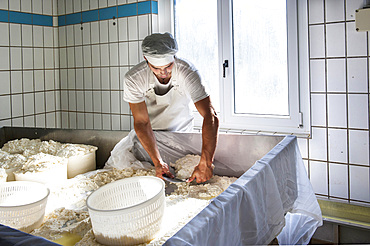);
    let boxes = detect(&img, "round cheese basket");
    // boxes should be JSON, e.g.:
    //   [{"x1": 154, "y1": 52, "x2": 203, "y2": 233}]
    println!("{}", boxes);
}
[
  {"x1": 86, "y1": 176, "x2": 165, "y2": 246},
  {"x1": 0, "y1": 168, "x2": 7, "y2": 182},
  {"x1": 0, "y1": 181, "x2": 50, "y2": 233}
]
